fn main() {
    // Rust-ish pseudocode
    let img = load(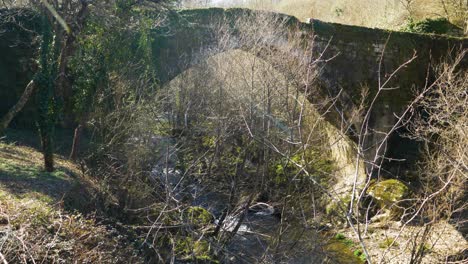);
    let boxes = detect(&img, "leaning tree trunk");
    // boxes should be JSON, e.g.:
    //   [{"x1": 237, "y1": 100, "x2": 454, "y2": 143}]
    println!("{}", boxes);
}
[
  {"x1": 69, "y1": 122, "x2": 83, "y2": 160},
  {"x1": 0, "y1": 79, "x2": 36, "y2": 135}
]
